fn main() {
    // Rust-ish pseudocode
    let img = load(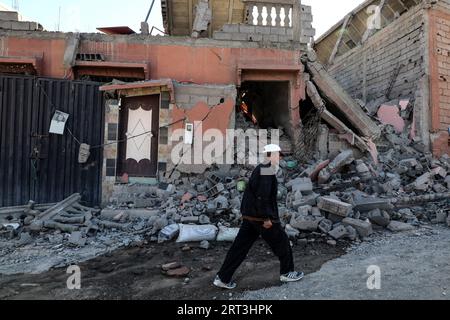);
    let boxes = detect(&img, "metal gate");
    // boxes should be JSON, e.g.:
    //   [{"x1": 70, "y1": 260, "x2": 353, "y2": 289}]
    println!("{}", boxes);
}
[{"x1": 0, "y1": 75, "x2": 105, "y2": 207}]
